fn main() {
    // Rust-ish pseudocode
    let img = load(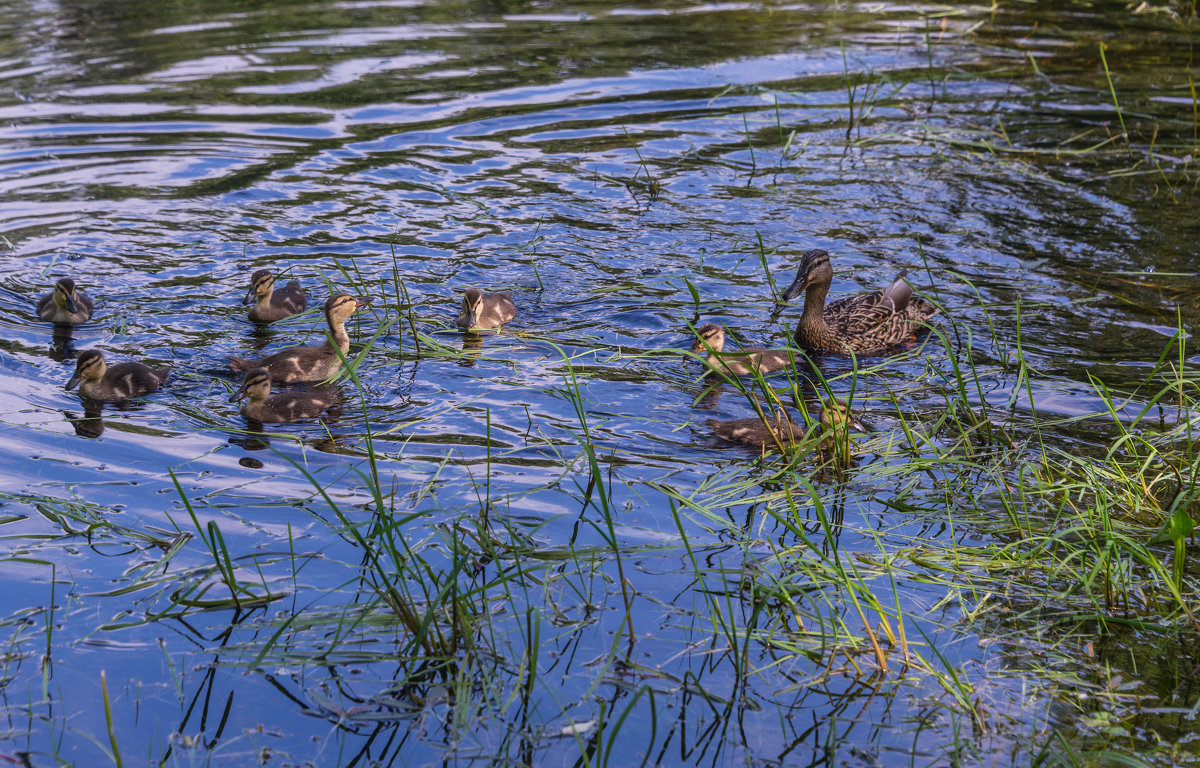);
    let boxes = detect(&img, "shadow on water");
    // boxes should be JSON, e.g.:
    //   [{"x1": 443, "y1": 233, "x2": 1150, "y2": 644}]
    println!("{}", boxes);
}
[{"x1": 1, "y1": 0, "x2": 1199, "y2": 765}]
